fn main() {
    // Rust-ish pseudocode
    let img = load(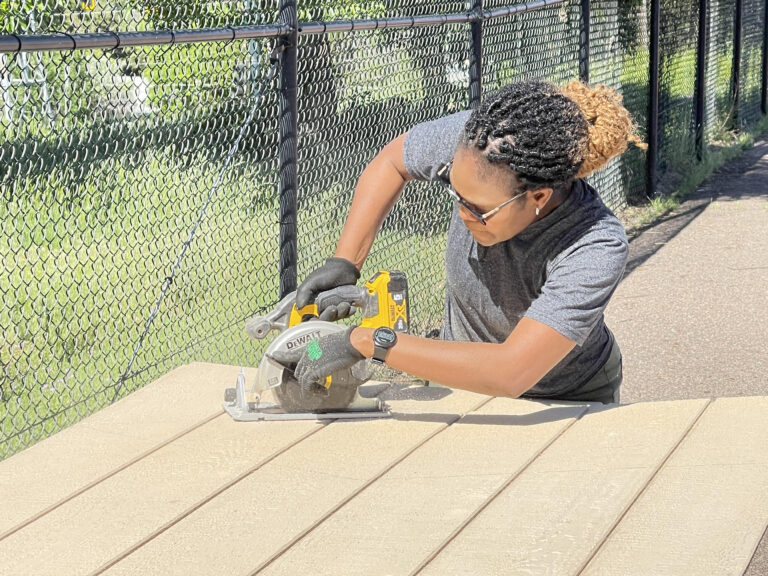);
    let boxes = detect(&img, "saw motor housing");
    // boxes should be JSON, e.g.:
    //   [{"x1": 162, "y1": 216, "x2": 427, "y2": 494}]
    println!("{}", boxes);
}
[{"x1": 289, "y1": 269, "x2": 409, "y2": 333}]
